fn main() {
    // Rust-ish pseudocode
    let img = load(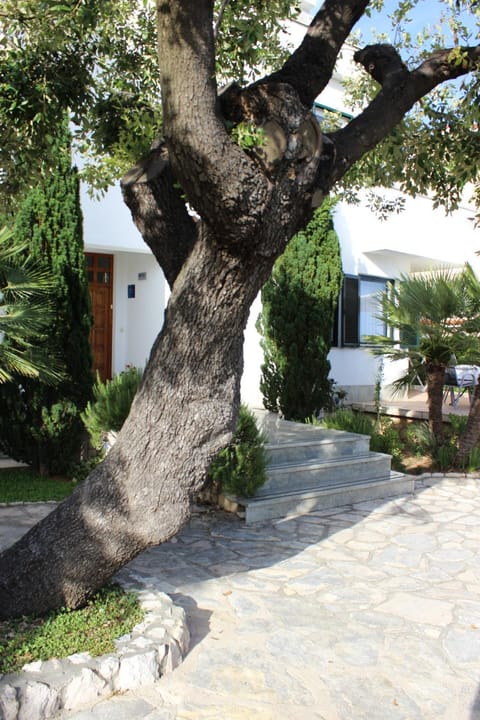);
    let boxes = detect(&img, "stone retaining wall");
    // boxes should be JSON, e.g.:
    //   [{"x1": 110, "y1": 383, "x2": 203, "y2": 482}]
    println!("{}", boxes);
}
[{"x1": 0, "y1": 588, "x2": 189, "y2": 720}]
